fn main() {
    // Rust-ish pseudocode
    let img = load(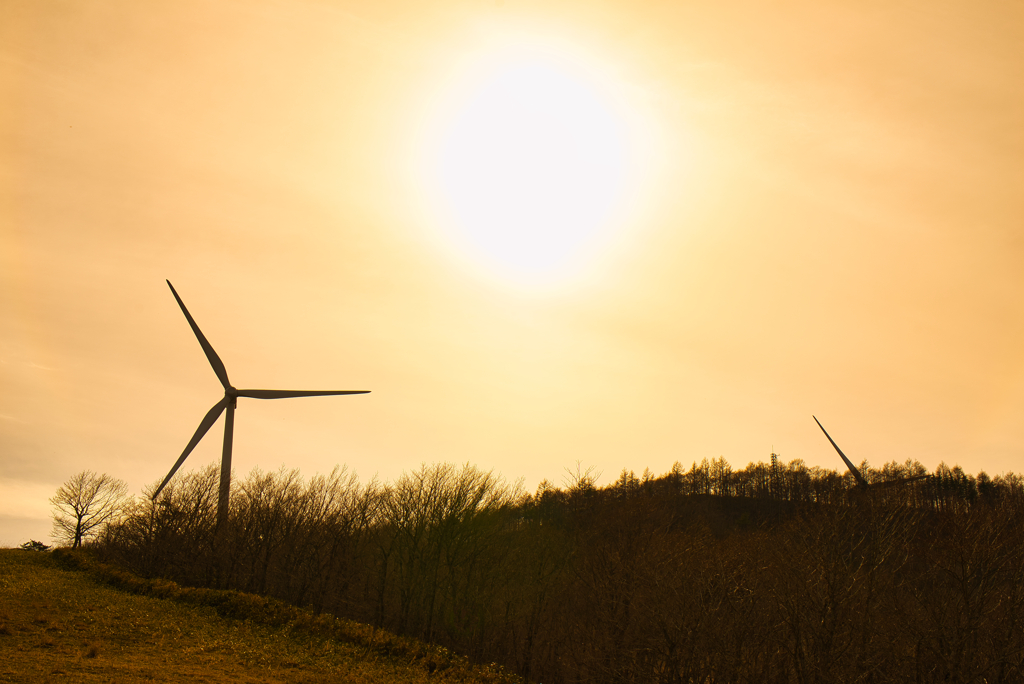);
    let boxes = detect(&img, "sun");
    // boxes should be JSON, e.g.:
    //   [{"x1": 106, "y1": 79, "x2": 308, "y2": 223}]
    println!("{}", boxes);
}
[{"x1": 417, "y1": 40, "x2": 646, "y2": 287}]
